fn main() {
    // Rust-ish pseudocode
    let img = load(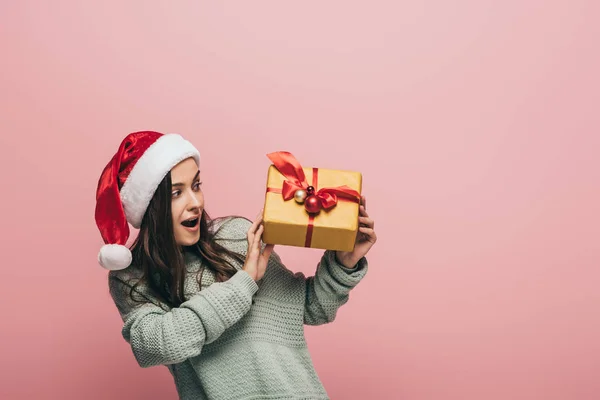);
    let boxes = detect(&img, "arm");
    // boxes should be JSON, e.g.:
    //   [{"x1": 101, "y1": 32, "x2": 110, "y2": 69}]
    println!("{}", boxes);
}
[
  {"x1": 302, "y1": 250, "x2": 368, "y2": 325},
  {"x1": 210, "y1": 216, "x2": 369, "y2": 325},
  {"x1": 303, "y1": 195, "x2": 376, "y2": 324},
  {"x1": 108, "y1": 269, "x2": 258, "y2": 368}
]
